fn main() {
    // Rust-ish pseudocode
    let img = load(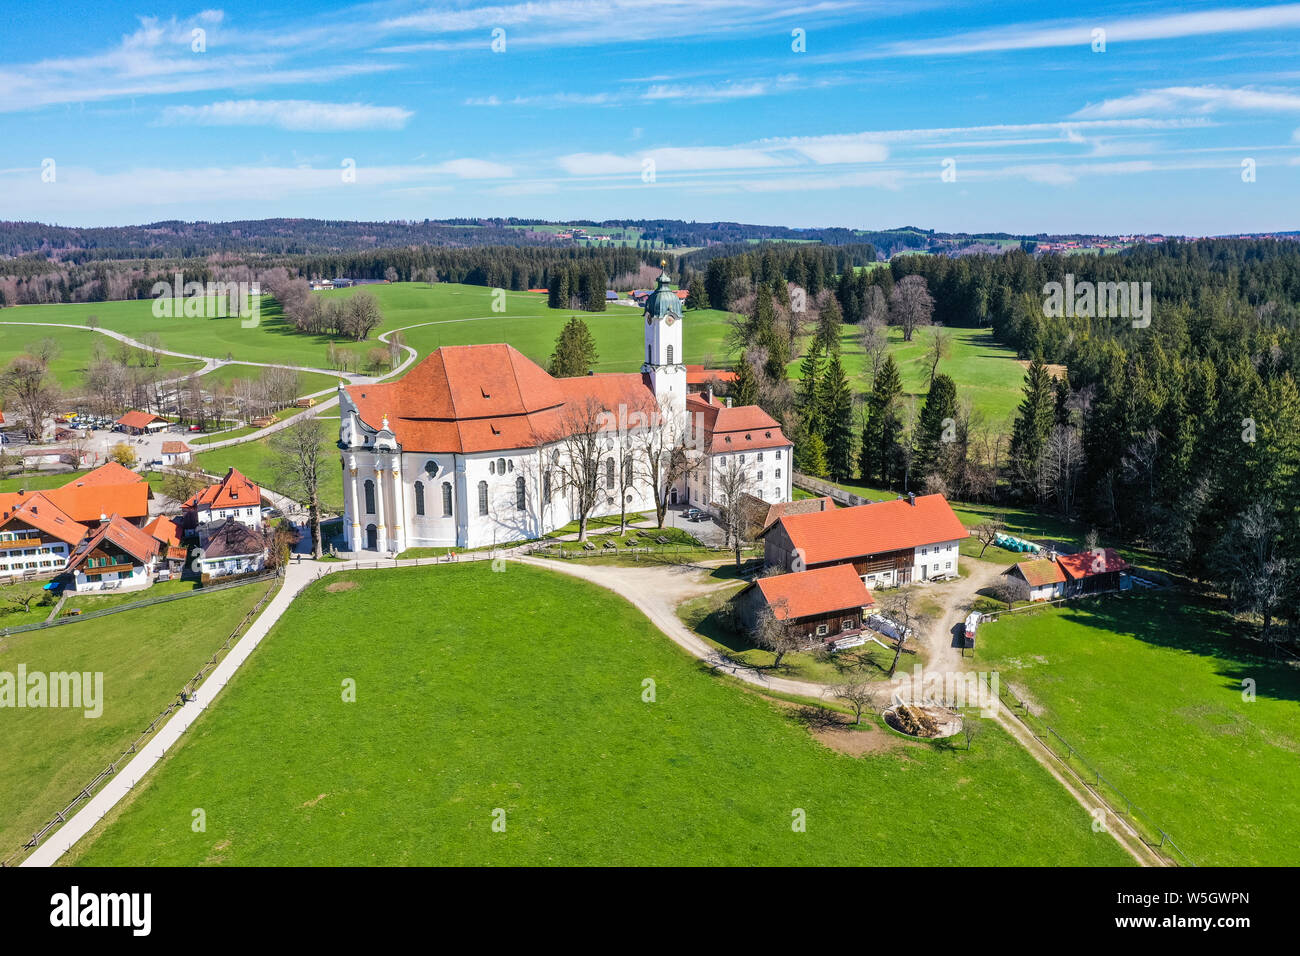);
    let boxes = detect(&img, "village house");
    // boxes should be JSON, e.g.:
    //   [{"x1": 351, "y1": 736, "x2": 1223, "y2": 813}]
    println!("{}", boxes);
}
[
  {"x1": 0, "y1": 495, "x2": 88, "y2": 580},
  {"x1": 161, "y1": 441, "x2": 192, "y2": 466},
  {"x1": 1005, "y1": 557, "x2": 1066, "y2": 602},
  {"x1": 193, "y1": 518, "x2": 268, "y2": 580},
  {"x1": 115, "y1": 410, "x2": 170, "y2": 435},
  {"x1": 736, "y1": 564, "x2": 876, "y2": 648},
  {"x1": 336, "y1": 269, "x2": 791, "y2": 551},
  {"x1": 64, "y1": 514, "x2": 161, "y2": 592},
  {"x1": 183, "y1": 467, "x2": 264, "y2": 543},
  {"x1": 760, "y1": 493, "x2": 967, "y2": 588},
  {"x1": 1004, "y1": 548, "x2": 1132, "y2": 601}
]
